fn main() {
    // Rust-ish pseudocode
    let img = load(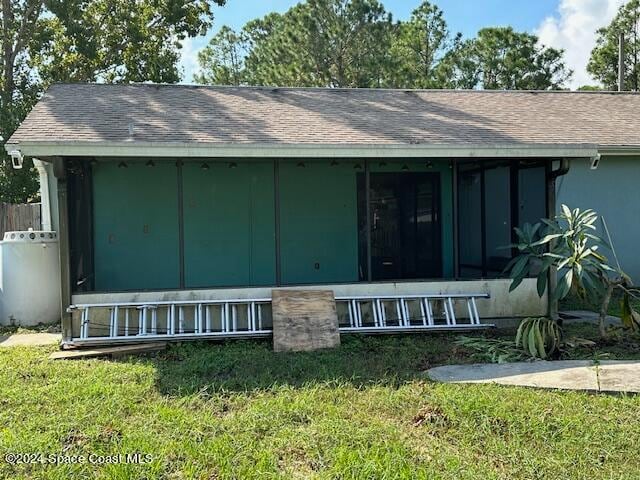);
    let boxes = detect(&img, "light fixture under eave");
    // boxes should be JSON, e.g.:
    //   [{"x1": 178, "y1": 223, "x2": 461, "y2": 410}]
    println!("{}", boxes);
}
[
  {"x1": 229, "y1": 162, "x2": 237, "y2": 169},
  {"x1": 146, "y1": 159, "x2": 155, "y2": 167},
  {"x1": 401, "y1": 164, "x2": 409, "y2": 171},
  {"x1": 354, "y1": 163, "x2": 363, "y2": 170},
  {"x1": 425, "y1": 161, "x2": 433, "y2": 168},
  {"x1": 118, "y1": 161, "x2": 128, "y2": 169},
  {"x1": 201, "y1": 162, "x2": 210, "y2": 170},
  {"x1": 297, "y1": 161, "x2": 305, "y2": 168},
  {"x1": 379, "y1": 161, "x2": 387, "y2": 167},
  {"x1": 330, "y1": 160, "x2": 339, "y2": 167}
]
